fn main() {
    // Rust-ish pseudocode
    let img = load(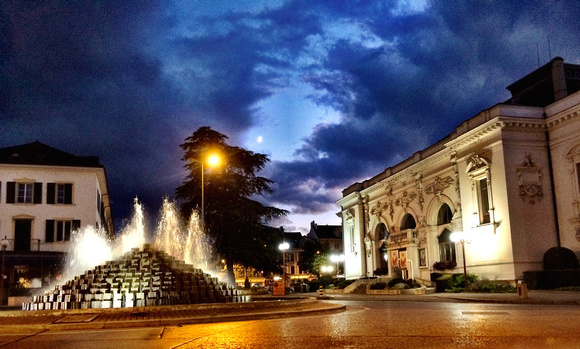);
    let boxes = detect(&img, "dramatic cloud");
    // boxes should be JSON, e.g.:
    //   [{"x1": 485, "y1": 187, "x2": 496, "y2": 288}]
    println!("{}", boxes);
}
[{"x1": 1, "y1": 0, "x2": 579, "y2": 233}]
